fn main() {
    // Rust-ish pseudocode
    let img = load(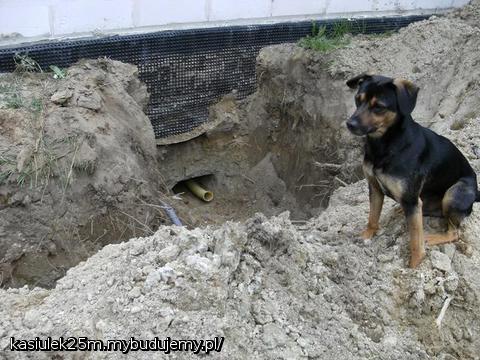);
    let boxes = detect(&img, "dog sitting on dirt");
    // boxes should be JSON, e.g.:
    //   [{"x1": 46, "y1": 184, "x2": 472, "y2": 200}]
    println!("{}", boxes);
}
[{"x1": 346, "y1": 74, "x2": 480, "y2": 268}]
